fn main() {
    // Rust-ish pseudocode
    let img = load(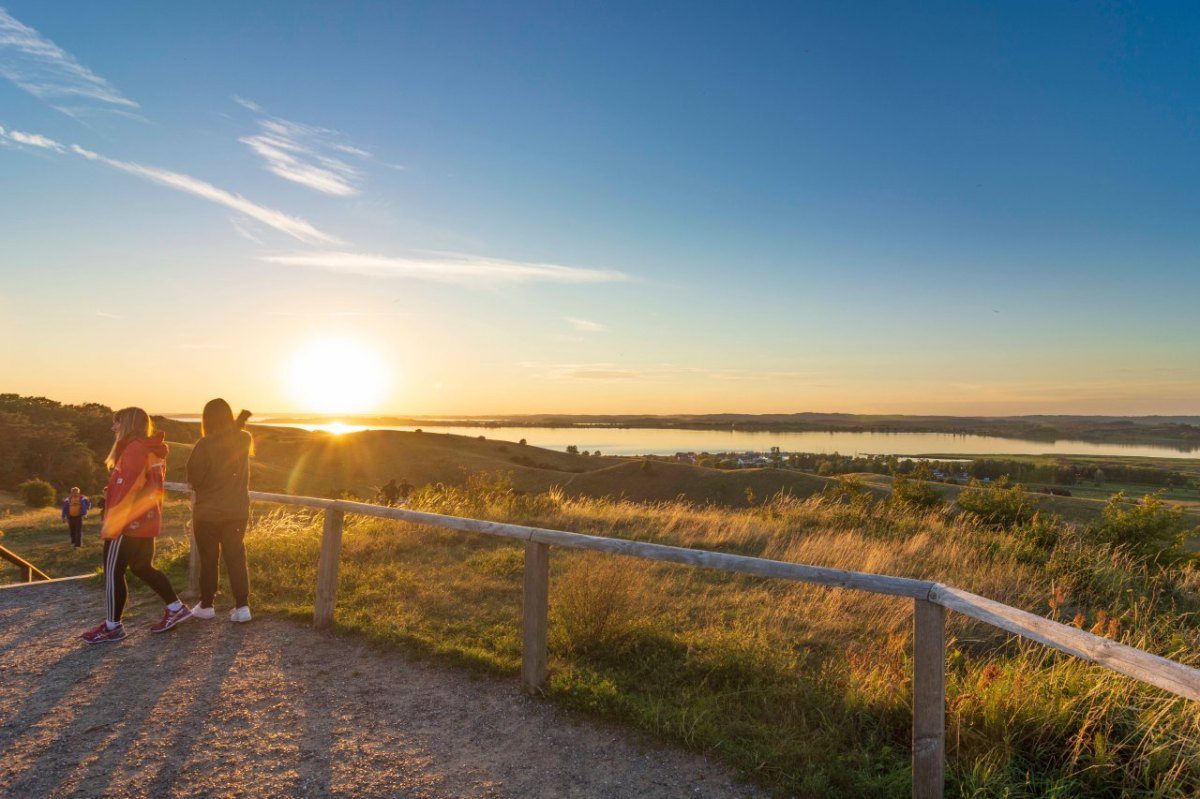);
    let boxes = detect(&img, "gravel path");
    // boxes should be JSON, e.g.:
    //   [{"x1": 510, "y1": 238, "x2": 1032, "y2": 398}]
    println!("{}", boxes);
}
[{"x1": 0, "y1": 580, "x2": 766, "y2": 799}]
